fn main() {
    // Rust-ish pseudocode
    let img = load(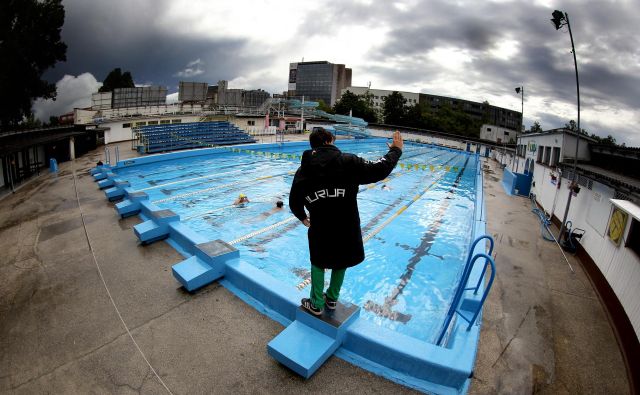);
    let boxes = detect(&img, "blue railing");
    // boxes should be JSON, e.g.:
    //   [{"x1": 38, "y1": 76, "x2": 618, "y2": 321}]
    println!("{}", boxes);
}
[{"x1": 436, "y1": 235, "x2": 496, "y2": 346}]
